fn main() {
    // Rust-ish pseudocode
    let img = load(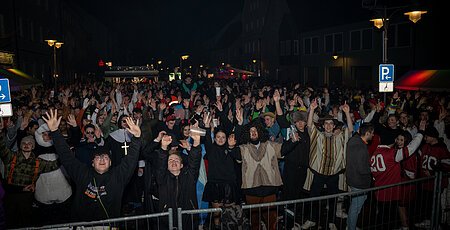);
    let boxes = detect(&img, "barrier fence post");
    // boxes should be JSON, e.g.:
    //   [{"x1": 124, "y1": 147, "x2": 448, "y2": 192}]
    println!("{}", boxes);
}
[
  {"x1": 431, "y1": 171, "x2": 443, "y2": 230},
  {"x1": 168, "y1": 208, "x2": 173, "y2": 230},
  {"x1": 178, "y1": 207, "x2": 183, "y2": 230}
]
